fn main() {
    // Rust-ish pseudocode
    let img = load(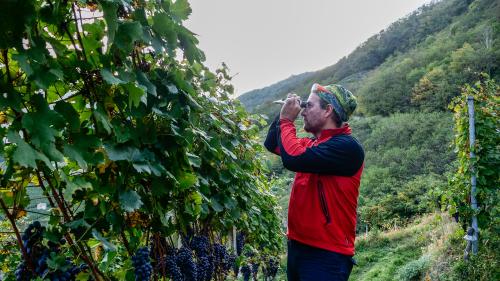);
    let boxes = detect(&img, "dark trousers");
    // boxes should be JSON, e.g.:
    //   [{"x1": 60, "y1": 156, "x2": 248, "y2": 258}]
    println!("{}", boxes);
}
[{"x1": 287, "y1": 240, "x2": 355, "y2": 281}]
